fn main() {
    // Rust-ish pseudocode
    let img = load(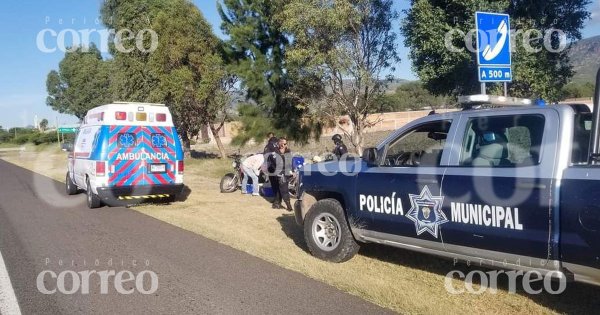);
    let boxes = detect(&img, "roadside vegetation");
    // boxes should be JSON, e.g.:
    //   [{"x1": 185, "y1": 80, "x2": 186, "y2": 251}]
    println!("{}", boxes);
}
[{"x1": 0, "y1": 126, "x2": 72, "y2": 147}]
